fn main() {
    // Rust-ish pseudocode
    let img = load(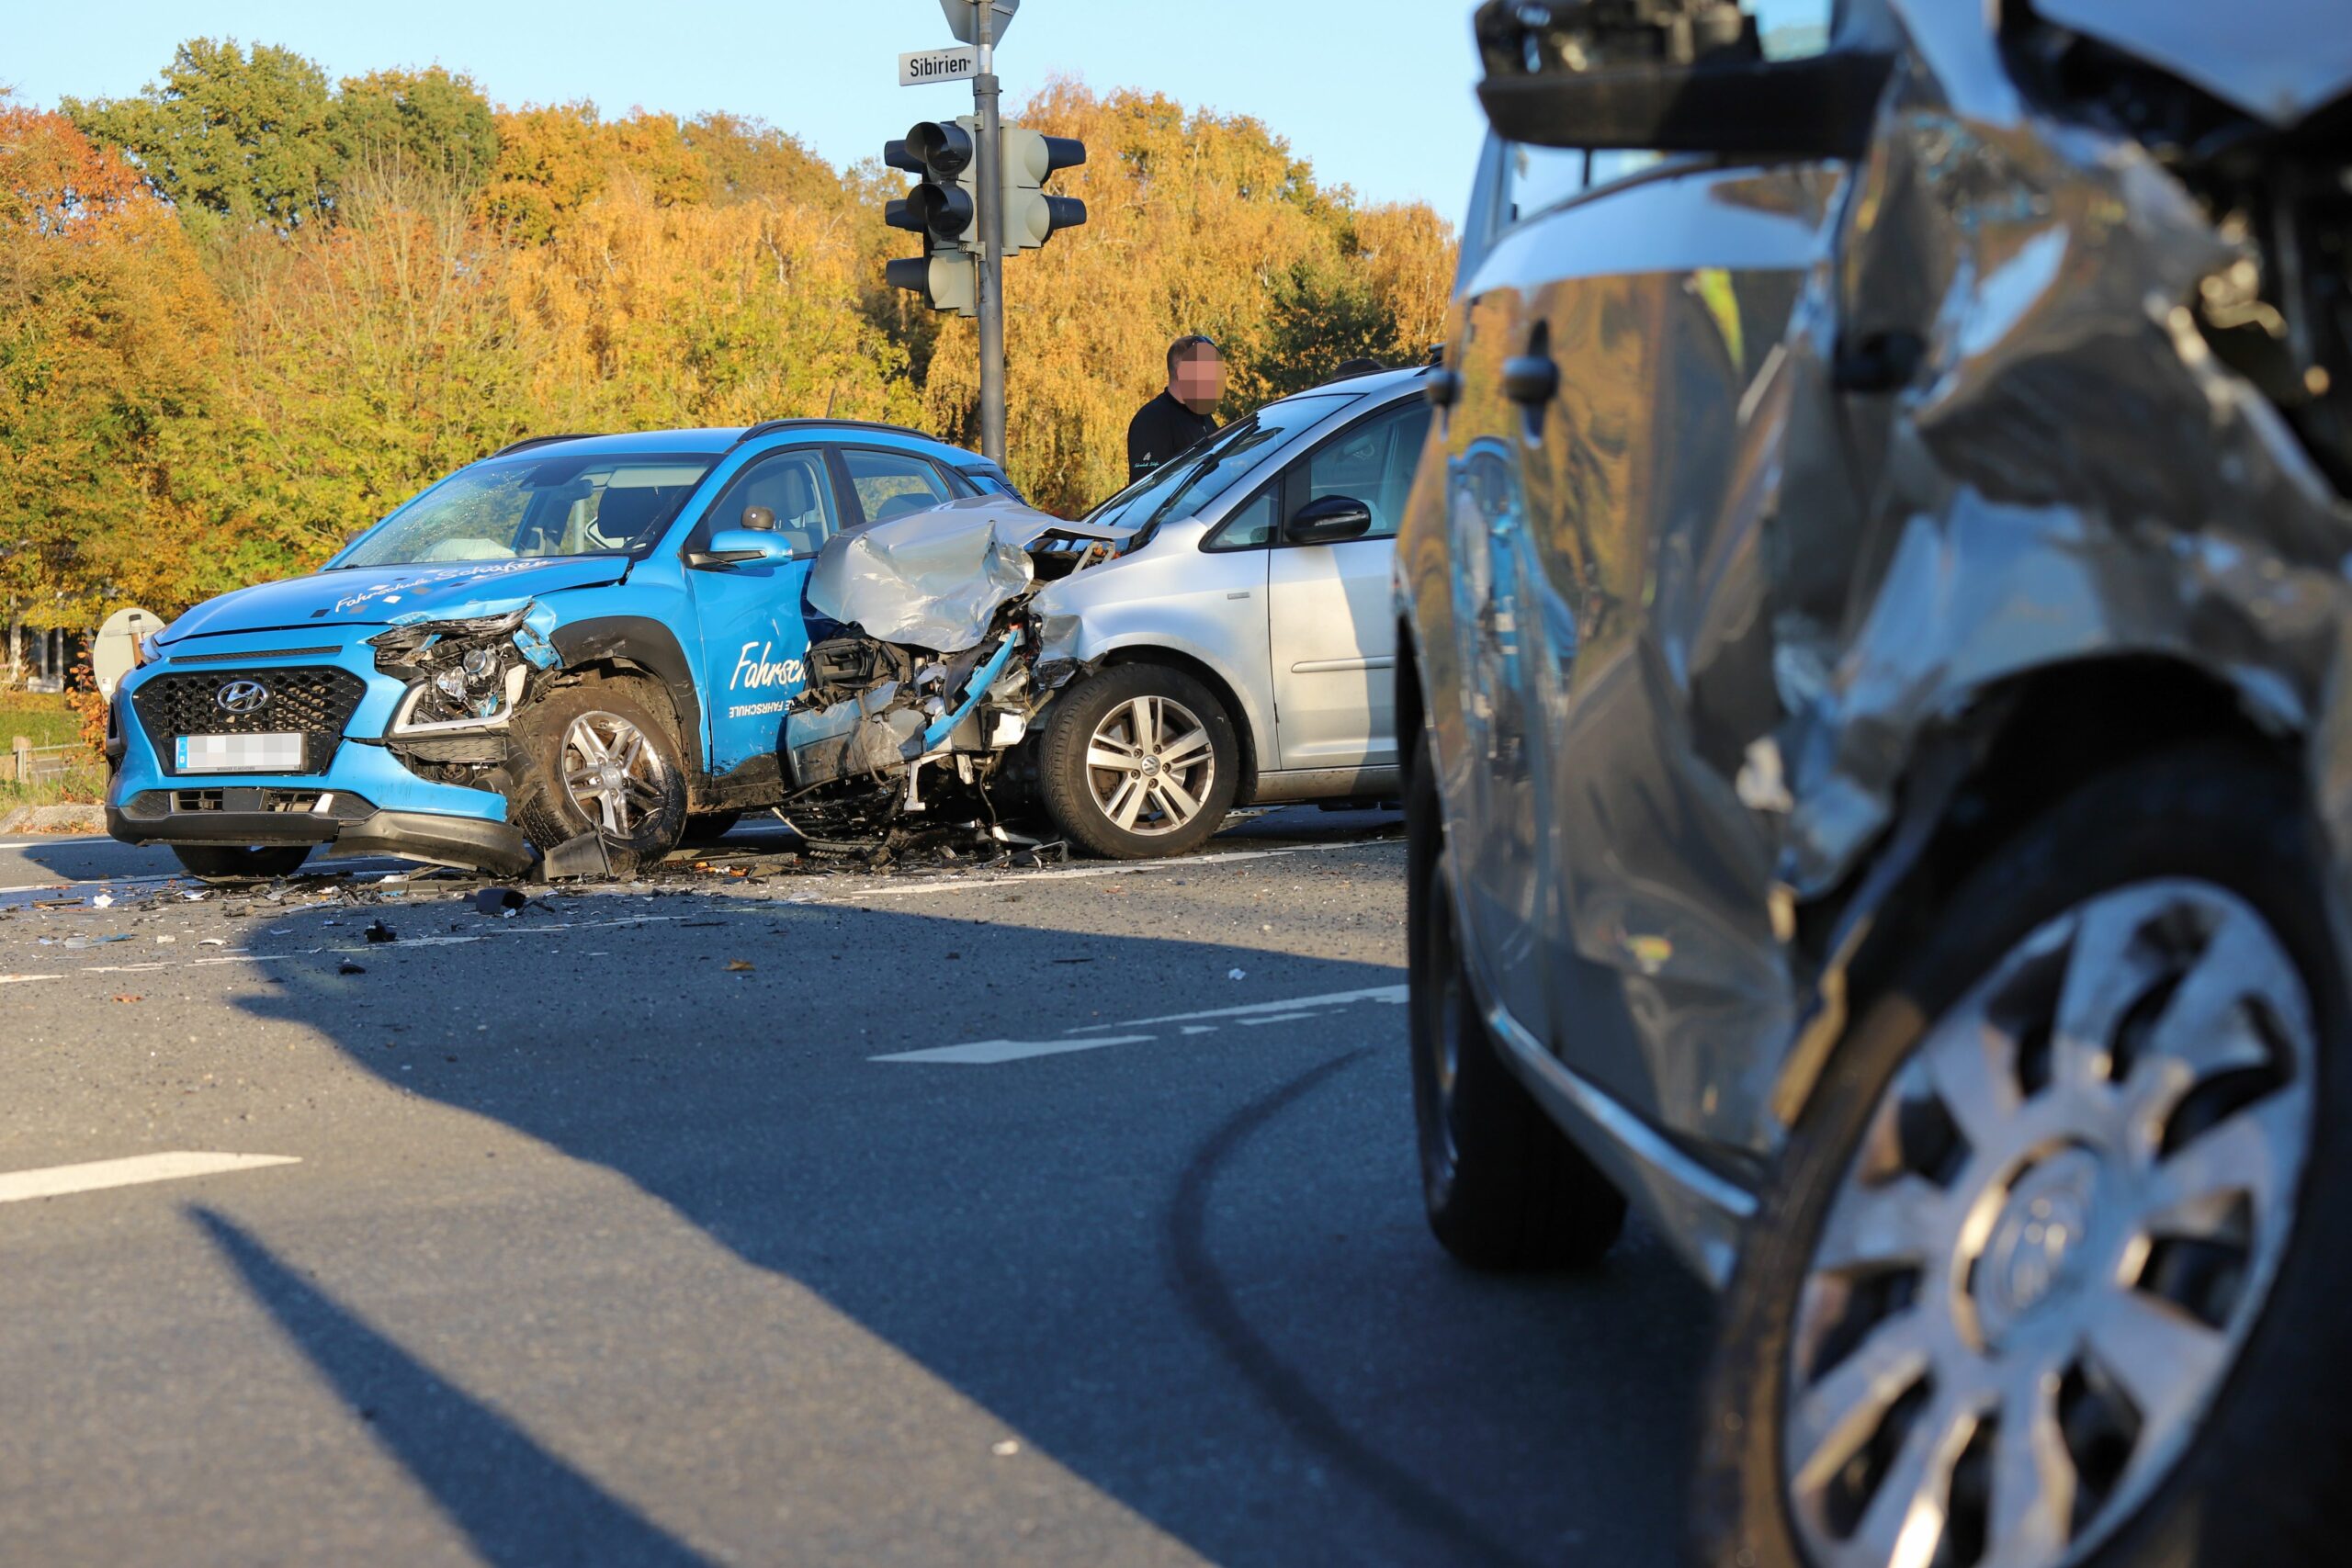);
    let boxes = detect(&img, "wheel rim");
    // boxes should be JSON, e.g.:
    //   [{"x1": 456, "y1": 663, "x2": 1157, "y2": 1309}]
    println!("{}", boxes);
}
[
  {"x1": 560, "y1": 711, "x2": 670, "y2": 840},
  {"x1": 1781, "y1": 880, "x2": 2316, "y2": 1568},
  {"x1": 1084, "y1": 693, "x2": 1215, "y2": 837}
]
